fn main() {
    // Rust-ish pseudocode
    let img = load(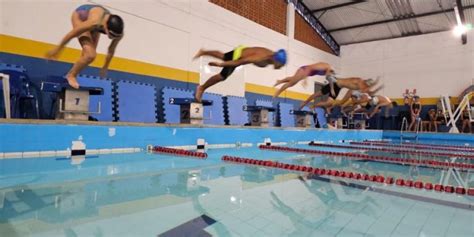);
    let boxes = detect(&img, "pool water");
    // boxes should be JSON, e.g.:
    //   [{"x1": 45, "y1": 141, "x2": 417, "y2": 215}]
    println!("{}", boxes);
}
[{"x1": 0, "y1": 142, "x2": 473, "y2": 237}]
